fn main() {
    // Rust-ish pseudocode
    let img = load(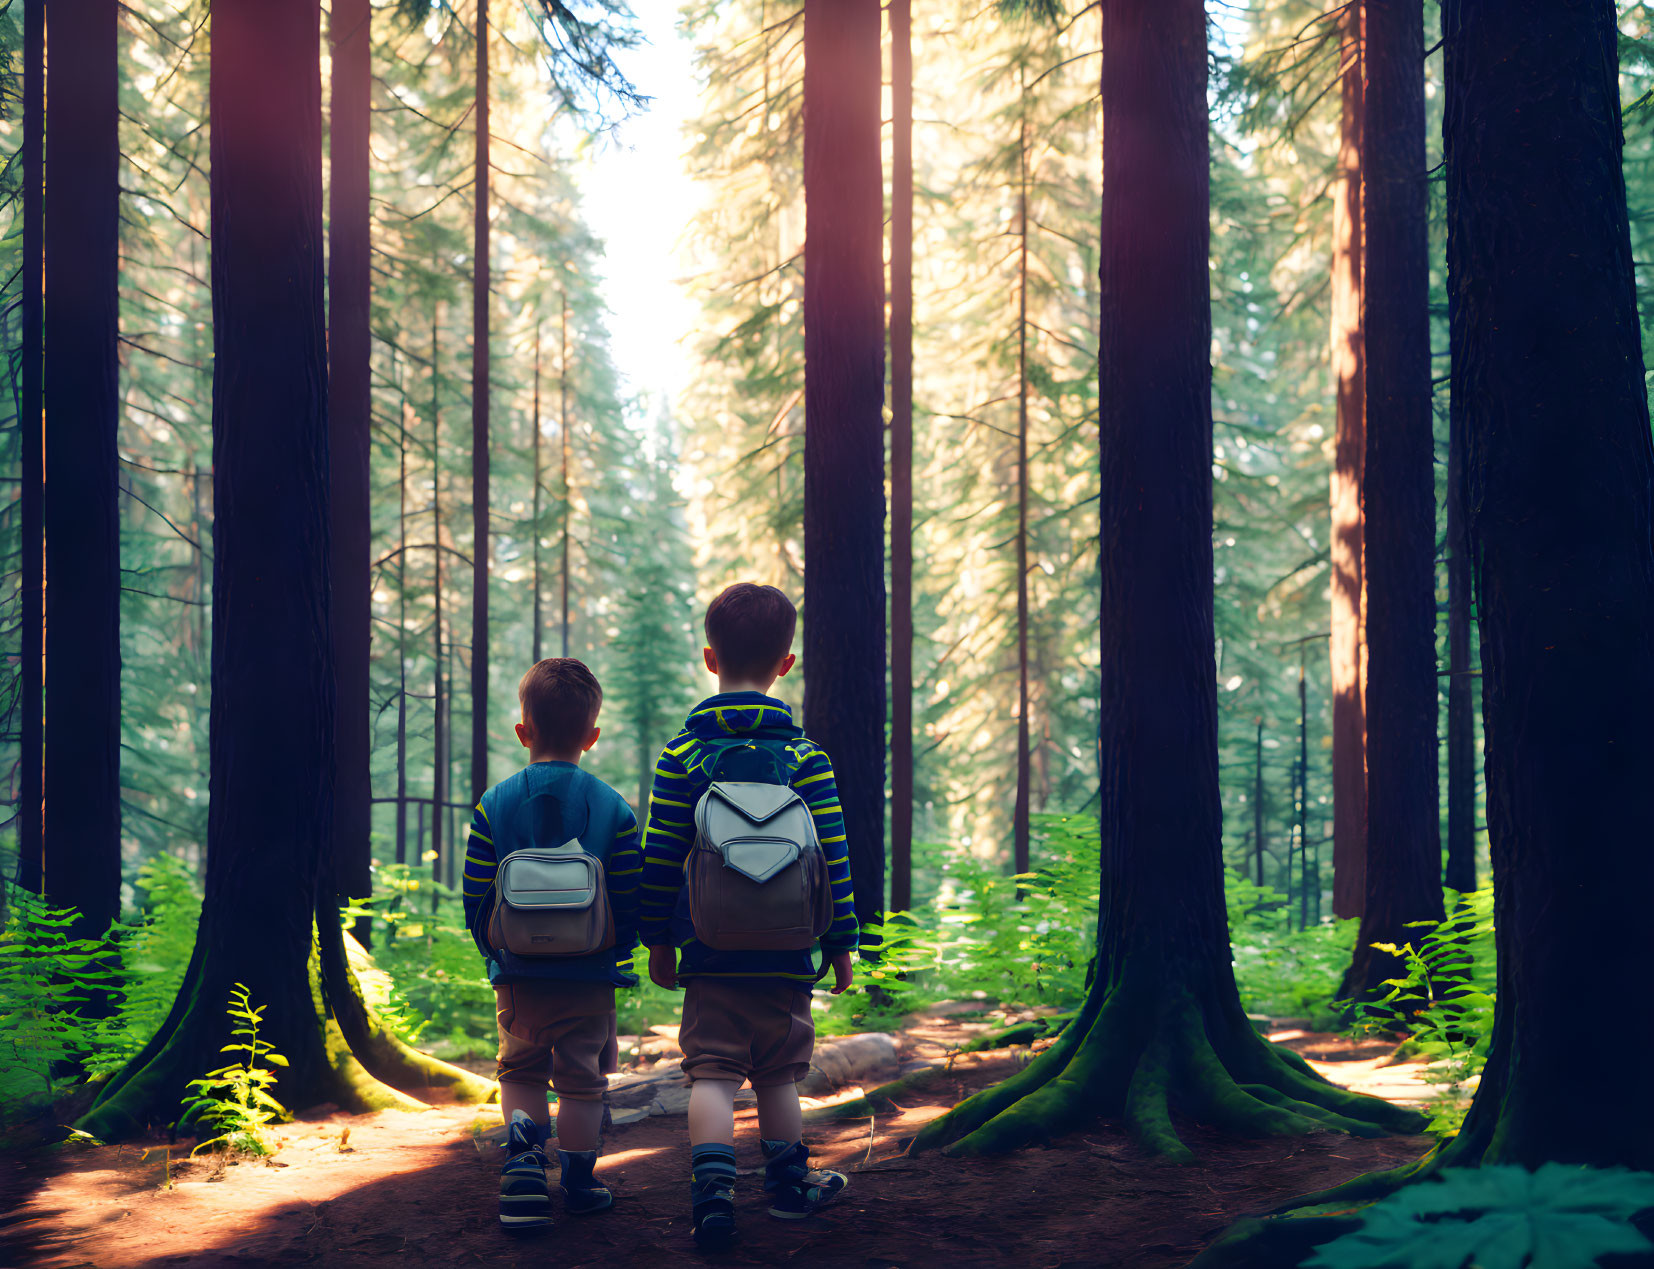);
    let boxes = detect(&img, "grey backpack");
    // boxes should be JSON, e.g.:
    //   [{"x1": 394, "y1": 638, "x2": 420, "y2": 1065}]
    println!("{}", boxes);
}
[
  {"x1": 686, "y1": 755, "x2": 833, "y2": 951},
  {"x1": 487, "y1": 839, "x2": 615, "y2": 959}
]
